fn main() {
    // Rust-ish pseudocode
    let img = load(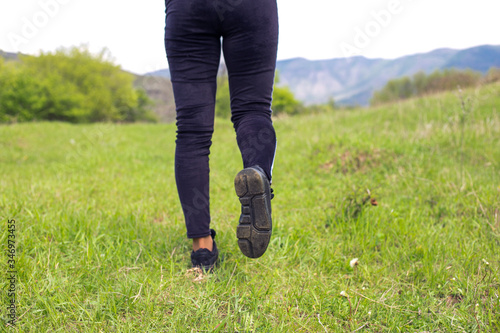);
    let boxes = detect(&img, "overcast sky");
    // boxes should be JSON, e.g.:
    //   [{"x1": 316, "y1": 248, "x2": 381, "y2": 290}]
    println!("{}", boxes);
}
[{"x1": 1, "y1": 0, "x2": 499, "y2": 74}]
